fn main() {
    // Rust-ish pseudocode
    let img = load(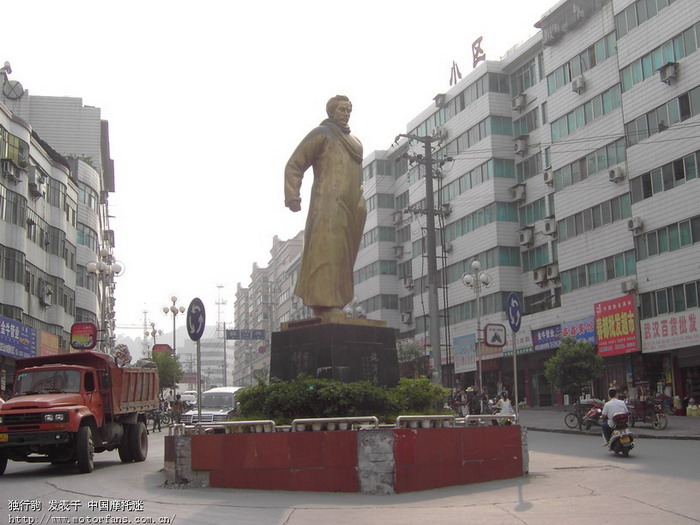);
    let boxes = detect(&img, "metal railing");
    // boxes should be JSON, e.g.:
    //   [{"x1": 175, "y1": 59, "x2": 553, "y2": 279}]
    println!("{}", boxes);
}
[
  {"x1": 396, "y1": 415, "x2": 457, "y2": 428},
  {"x1": 166, "y1": 413, "x2": 519, "y2": 435},
  {"x1": 290, "y1": 416, "x2": 379, "y2": 432}
]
